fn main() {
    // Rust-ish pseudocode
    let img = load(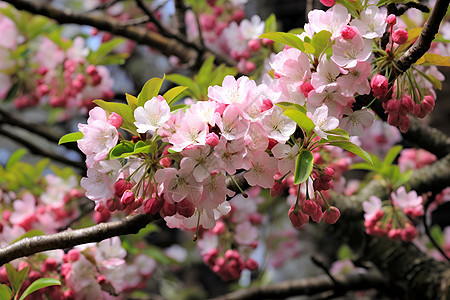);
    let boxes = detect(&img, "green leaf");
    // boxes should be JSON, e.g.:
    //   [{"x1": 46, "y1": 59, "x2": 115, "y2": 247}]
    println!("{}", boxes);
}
[
  {"x1": 18, "y1": 278, "x2": 61, "y2": 300},
  {"x1": 350, "y1": 162, "x2": 377, "y2": 171},
  {"x1": 125, "y1": 93, "x2": 138, "y2": 110},
  {"x1": 430, "y1": 225, "x2": 444, "y2": 247},
  {"x1": 163, "y1": 86, "x2": 188, "y2": 105},
  {"x1": 383, "y1": 145, "x2": 402, "y2": 166},
  {"x1": 137, "y1": 75, "x2": 165, "y2": 106},
  {"x1": 88, "y1": 38, "x2": 125, "y2": 64},
  {"x1": 329, "y1": 141, "x2": 373, "y2": 164},
  {"x1": 107, "y1": 142, "x2": 135, "y2": 160},
  {"x1": 283, "y1": 108, "x2": 315, "y2": 136},
  {"x1": 11, "y1": 230, "x2": 45, "y2": 244},
  {"x1": 197, "y1": 56, "x2": 215, "y2": 90},
  {"x1": 170, "y1": 104, "x2": 189, "y2": 112},
  {"x1": 5, "y1": 263, "x2": 29, "y2": 295},
  {"x1": 0, "y1": 284, "x2": 11, "y2": 300},
  {"x1": 337, "y1": 244, "x2": 355, "y2": 260},
  {"x1": 6, "y1": 149, "x2": 27, "y2": 171},
  {"x1": 416, "y1": 53, "x2": 450, "y2": 67},
  {"x1": 264, "y1": 13, "x2": 277, "y2": 33},
  {"x1": 58, "y1": 131, "x2": 84, "y2": 145},
  {"x1": 166, "y1": 74, "x2": 201, "y2": 99},
  {"x1": 311, "y1": 30, "x2": 332, "y2": 58},
  {"x1": 294, "y1": 150, "x2": 314, "y2": 185},
  {"x1": 4, "y1": 82, "x2": 19, "y2": 102},
  {"x1": 93, "y1": 100, "x2": 137, "y2": 134},
  {"x1": 303, "y1": 42, "x2": 315, "y2": 54},
  {"x1": 259, "y1": 32, "x2": 305, "y2": 51},
  {"x1": 276, "y1": 102, "x2": 306, "y2": 114}
]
